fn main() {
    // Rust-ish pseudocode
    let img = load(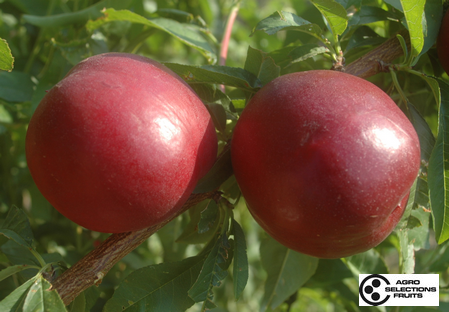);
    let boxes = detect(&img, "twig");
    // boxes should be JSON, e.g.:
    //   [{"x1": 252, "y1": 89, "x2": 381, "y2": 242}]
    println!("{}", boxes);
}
[
  {"x1": 51, "y1": 190, "x2": 219, "y2": 305},
  {"x1": 344, "y1": 30, "x2": 410, "y2": 78}
]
